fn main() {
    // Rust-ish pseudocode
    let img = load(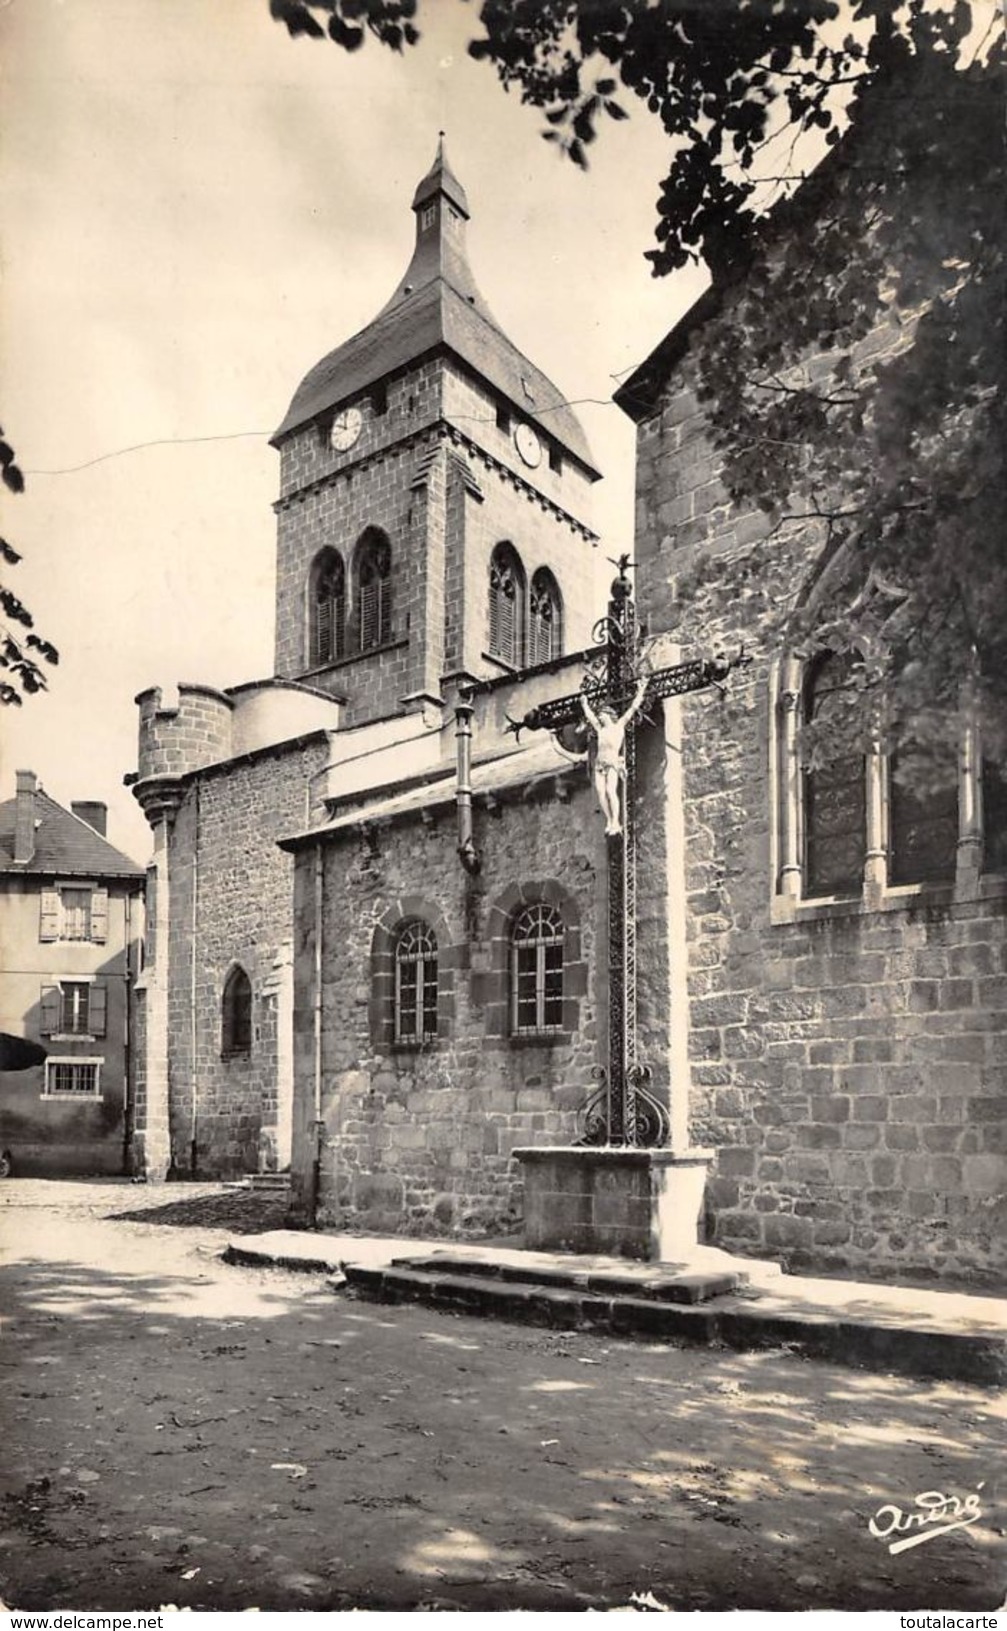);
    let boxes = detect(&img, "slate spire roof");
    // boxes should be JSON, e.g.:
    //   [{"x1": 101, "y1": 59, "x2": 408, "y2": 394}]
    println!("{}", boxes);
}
[
  {"x1": 272, "y1": 140, "x2": 599, "y2": 478},
  {"x1": 0, "y1": 786, "x2": 144, "y2": 879}
]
